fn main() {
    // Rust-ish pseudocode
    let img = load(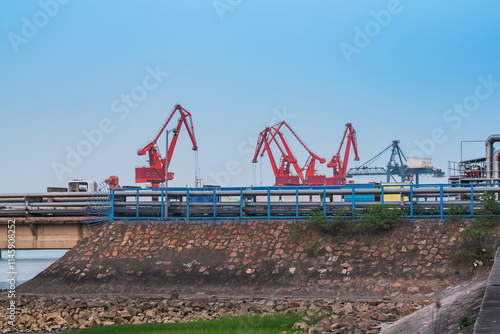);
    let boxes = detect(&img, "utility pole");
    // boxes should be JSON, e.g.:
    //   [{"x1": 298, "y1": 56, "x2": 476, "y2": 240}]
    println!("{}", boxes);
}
[{"x1": 165, "y1": 128, "x2": 178, "y2": 217}]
